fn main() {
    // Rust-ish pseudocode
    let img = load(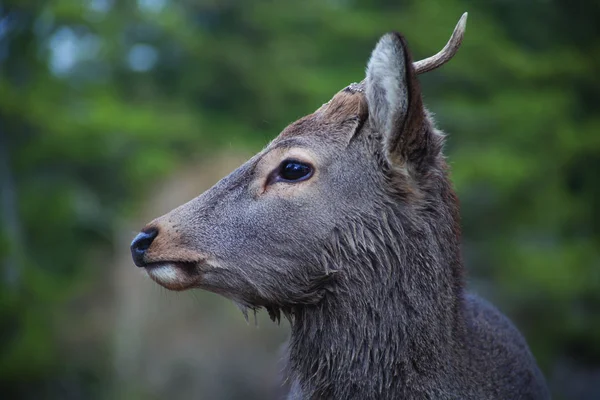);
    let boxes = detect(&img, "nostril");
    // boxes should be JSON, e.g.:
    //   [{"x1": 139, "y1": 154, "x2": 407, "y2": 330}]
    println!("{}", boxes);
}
[
  {"x1": 135, "y1": 229, "x2": 157, "y2": 251},
  {"x1": 130, "y1": 228, "x2": 158, "y2": 267}
]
